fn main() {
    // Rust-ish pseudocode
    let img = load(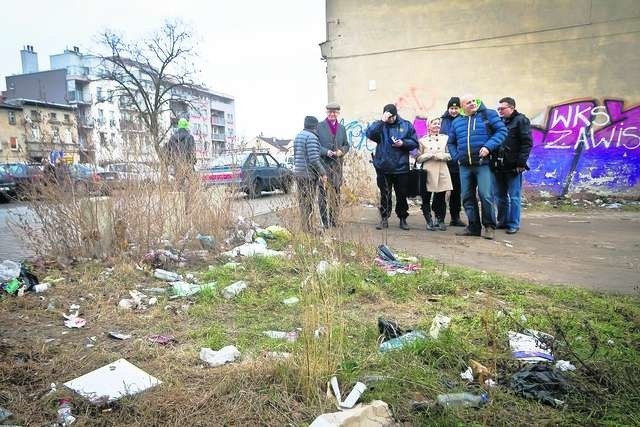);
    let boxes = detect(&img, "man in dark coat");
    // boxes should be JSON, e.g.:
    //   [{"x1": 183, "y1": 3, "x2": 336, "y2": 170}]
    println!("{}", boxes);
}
[
  {"x1": 317, "y1": 102, "x2": 350, "y2": 228},
  {"x1": 440, "y1": 97, "x2": 465, "y2": 227},
  {"x1": 366, "y1": 103, "x2": 419, "y2": 230},
  {"x1": 167, "y1": 118, "x2": 196, "y2": 174},
  {"x1": 494, "y1": 97, "x2": 533, "y2": 234}
]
